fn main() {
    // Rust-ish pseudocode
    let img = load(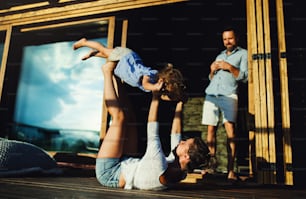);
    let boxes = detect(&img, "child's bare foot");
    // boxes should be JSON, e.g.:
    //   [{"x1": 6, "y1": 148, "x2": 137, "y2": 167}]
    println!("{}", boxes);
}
[
  {"x1": 73, "y1": 38, "x2": 87, "y2": 50},
  {"x1": 81, "y1": 50, "x2": 99, "y2": 60}
]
